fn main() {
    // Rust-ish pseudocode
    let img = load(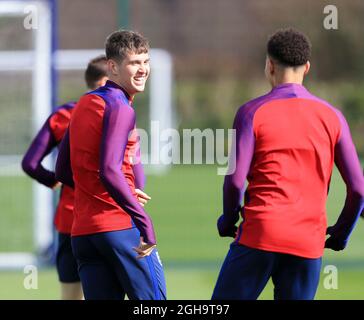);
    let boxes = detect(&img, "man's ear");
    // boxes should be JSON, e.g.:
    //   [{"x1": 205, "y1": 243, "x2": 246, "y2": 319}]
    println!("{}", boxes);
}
[
  {"x1": 107, "y1": 59, "x2": 119, "y2": 76},
  {"x1": 267, "y1": 57, "x2": 275, "y2": 75},
  {"x1": 304, "y1": 61, "x2": 311, "y2": 75}
]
